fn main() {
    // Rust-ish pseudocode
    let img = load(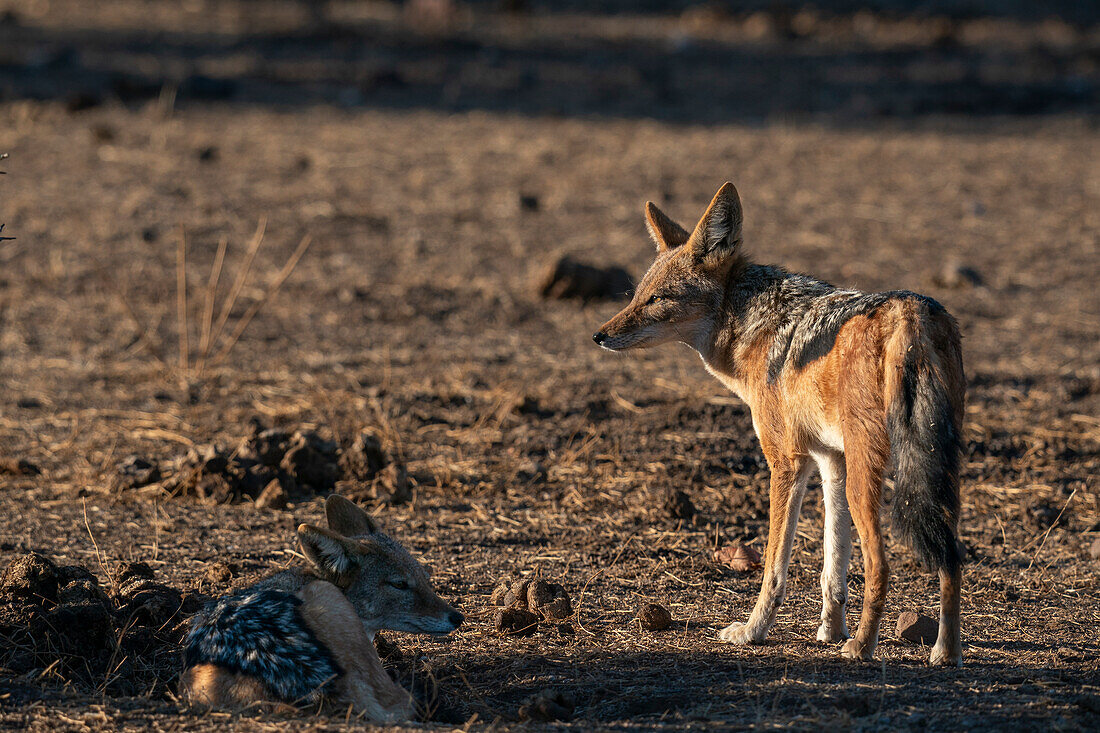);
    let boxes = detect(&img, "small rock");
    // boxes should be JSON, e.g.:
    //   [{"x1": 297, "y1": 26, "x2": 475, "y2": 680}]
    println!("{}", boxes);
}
[
  {"x1": 896, "y1": 611, "x2": 939, "y2": 645},
  {"x1": 203, "y1": 561, "x2": 235, "y2": 585},
  {"x1": 637, "y1": 603, "x2": 672, "y2": 631},
  {"x1": 254, "y1": 479, "x2": 288, "y2": 510},
  {"x1": 0, "y1": 458, "x2": 41, "y2": 476},
  {"x1": 114, "y1": 455, "x2": 161, "y2": 490},
  {"x1": 526, "y1": 579, "x2": 572, "y2": 621},
  {"x1": 660, "y1": 489, "x2": 695, "y2": 520},
  {"x1": 933, "y1": 260, "x2": 983, "y2": 289},
  {"x1": 715, "y1": 544, "x2": 762, "y2": 572},
  {"x1": 538, "y1": 256, "x2": 633, "y2": 301},
  {"x1": 518, "y1": 689, "x2": 575, "y2": 722},
  {"x1": 1089, "y1": 537, "x2": 1100, "y2": 560},
  {"x1": 494, "y1": 607, "x2": 540, "y2": 636}
]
